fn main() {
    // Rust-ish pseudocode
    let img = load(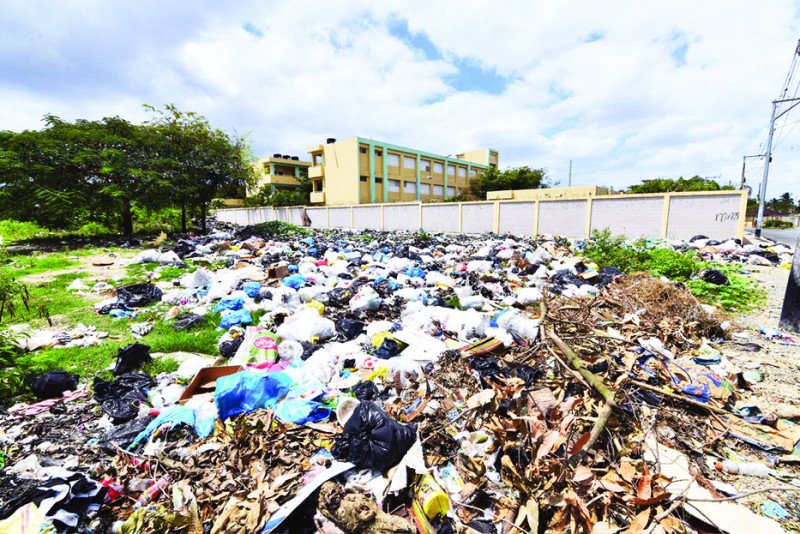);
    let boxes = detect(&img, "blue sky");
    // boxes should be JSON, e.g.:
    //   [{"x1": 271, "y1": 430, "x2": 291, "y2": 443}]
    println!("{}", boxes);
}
[{"x1": 2, "y1": 0, "x2": 800, "y2": 198}]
